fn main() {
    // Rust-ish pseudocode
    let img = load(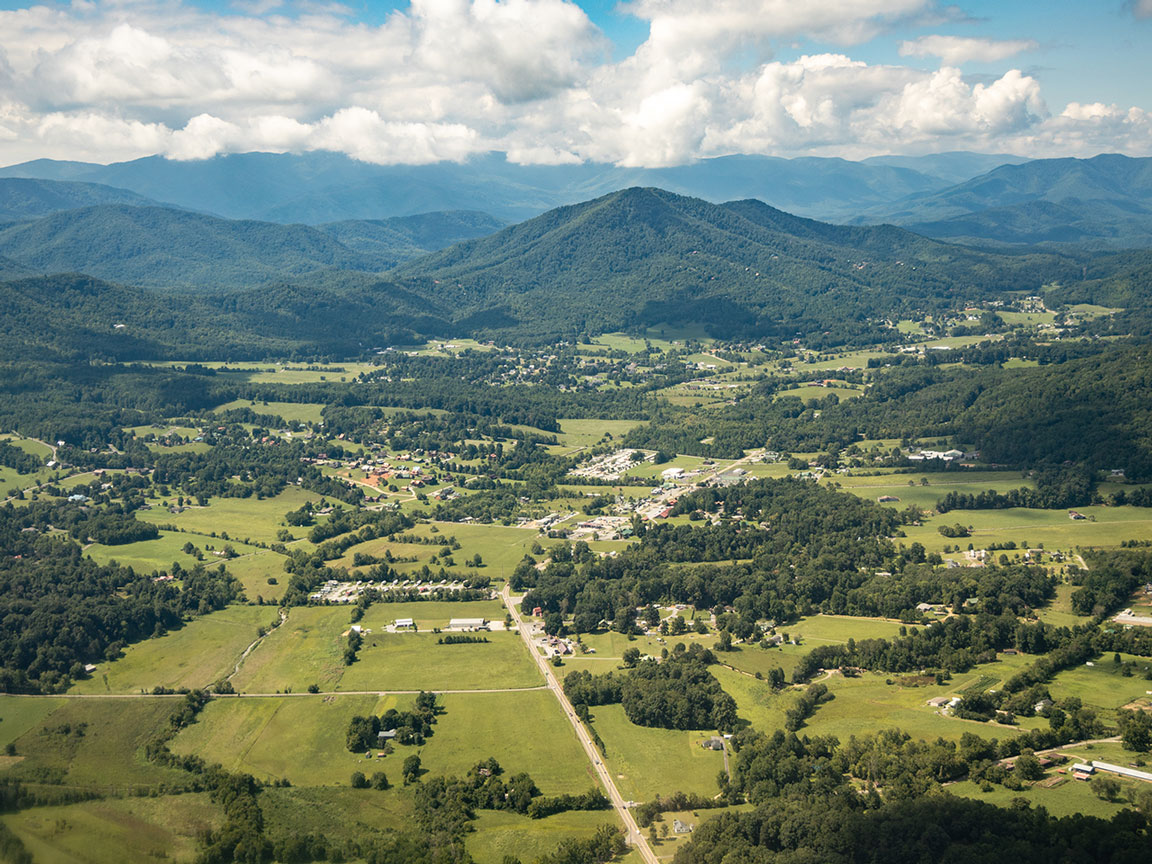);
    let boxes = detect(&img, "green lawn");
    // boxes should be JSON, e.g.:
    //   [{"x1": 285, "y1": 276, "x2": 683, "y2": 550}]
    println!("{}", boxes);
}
[
  {"x1": 556, "y1": 418, "x2": 647, "y2": 450},
  {"x1": 223, "y1": 550, "x2": 291, "y2": 603},
  {"x1": 590, "y1": 704, "x2": 725, "y2": 802},
  {"x1": 2, "y1": 794, "x2": 219, "y2": 864},
  {"x1": 70, "y1": 605, "x2": 276, "y2": 695},
  {"x1": 946, "y1": 776, "x2": 1132, "y2": 819}
]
